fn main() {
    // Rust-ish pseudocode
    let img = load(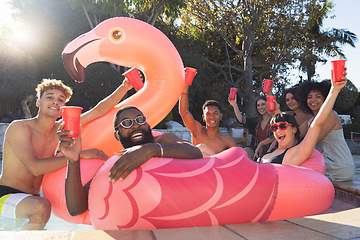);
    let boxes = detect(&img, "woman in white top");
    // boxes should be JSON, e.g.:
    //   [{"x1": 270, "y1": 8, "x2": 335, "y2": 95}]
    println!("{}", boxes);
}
[{"x1": 298, "y1": 79, "x2": 355, "y2": 182}]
